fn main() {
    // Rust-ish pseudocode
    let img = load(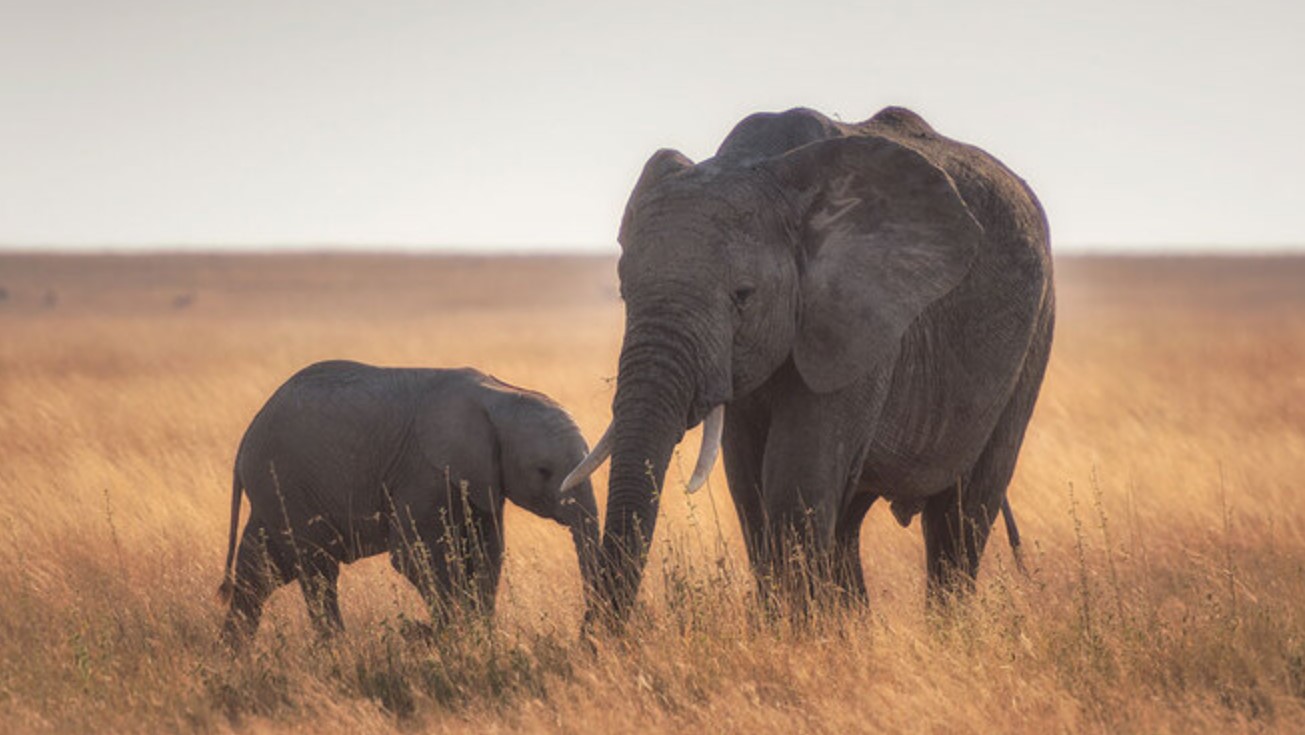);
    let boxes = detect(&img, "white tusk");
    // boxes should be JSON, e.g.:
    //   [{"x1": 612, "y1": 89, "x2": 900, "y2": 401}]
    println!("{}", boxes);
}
[
  {"x1": 560, "y1": 423, "x2": 613, "y2": 493},
  {"x1": 685, "y1": 404, "x2": 725, "y2": 494}
]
